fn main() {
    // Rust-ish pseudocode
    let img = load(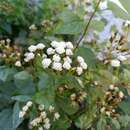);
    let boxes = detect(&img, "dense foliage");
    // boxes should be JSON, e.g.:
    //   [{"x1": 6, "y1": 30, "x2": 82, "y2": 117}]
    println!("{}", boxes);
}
[{"x1": 0, "y1": 0, "x2": 130, "y2": 130}]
